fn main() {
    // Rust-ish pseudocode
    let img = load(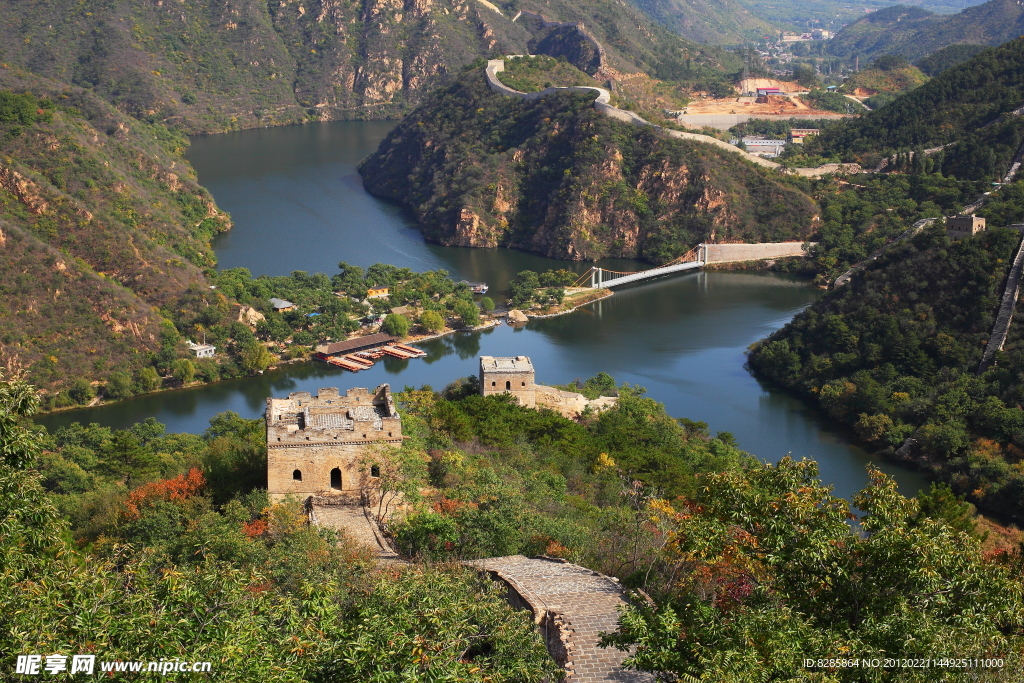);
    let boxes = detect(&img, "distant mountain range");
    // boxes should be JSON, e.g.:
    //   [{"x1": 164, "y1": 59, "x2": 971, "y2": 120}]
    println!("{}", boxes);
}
[
  {"x1": 811, "y1": 36, "x2": 1024, "y2": 179},
  {"x1": 0, "y1": 0, "x2": 735, "y2": 134},
  {"x1": 828, "y1": 0, "x2": 1024, "y2": 63},
  {"x1": 630, "y1": 0, "x2": 776, "y2": 44}
]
